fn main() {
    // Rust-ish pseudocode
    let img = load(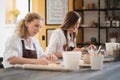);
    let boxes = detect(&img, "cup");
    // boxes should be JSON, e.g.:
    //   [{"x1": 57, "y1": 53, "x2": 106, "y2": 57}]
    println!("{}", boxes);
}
[
  {"x1": 105, "y1": 43, "x2": 120, "y2": 56},
  {"x1": 62, "y1": 51, "x2": 81, "y2": 70},
  {"x1": 90, "y1": 54, "x2": 104, "y2": 70},
  {"x1": 91, "y1": 37, "x2": 96, "y2": 42},
  {"x1": 113, "y1": 48, "x2": 120, "y2": 61}
]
